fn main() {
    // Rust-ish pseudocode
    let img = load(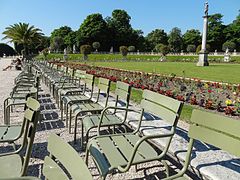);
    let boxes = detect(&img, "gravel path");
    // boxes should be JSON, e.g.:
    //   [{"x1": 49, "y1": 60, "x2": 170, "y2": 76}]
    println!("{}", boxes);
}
[{"x1": 0, "y1": 58, "x2": 185, "y2": 180}]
